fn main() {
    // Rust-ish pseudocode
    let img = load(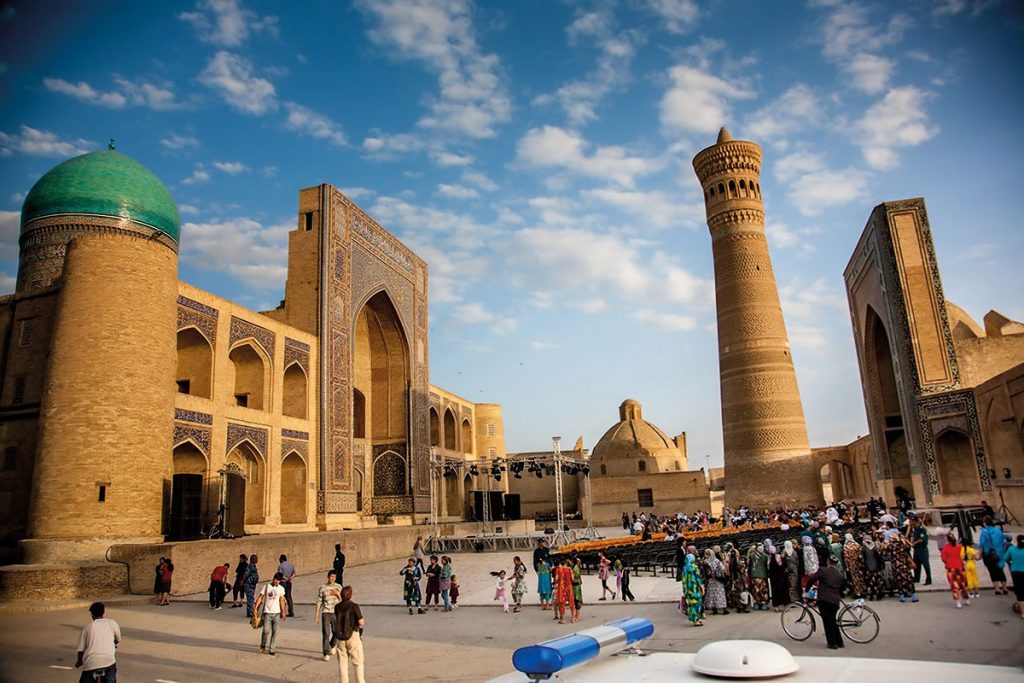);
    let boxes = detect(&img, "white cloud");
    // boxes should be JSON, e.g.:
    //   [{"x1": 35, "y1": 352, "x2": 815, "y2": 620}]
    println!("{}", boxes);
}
[
  {"x1": 198, "y1": 51, "x2": 277, "y2": 115},
  {"x1": 212, "y1": 160, "x2": 249, "y2": 175},
  {"x1": 436, "y1": 183, "x2": 479, "y2": 199},
  {"x1": 530, "y1": 340, "x2": 559, "y2": 351},
  {"x1": 362, "y1": 132, "x2": 424, "y2": 158},
  {"x1": 160, "y1": 134, "x2": 200, "y2": 150},
  {"x1": 534, "y1": 10, "x2": 640, "y2": 125},
  {"x1": 774, "y1": 150, "x2": 868, "y2": 215},
  {"x1": 766, "y1": 222, "x2": 801, "y2": 249},
  {"x1": 0, "y1": 125, "x2": 92, "y2": 157},
  {"x1": 845, "y1": 53, "x2": 893, "y2": 95},
  {"x1": 633, "y1": 308, "x2": 696, "y2": 332},
  {"x1": 779, "y1": 277, "x2": 847, "y2": 319},
  {"x1": 461, "y1": 171, "x2": 497, "y2": 192},
  {"x1": 660, "y1": 64, "x2": 754, "y2": 135},
  {"x1": 179, "y1": 0, "x2": 278, "y2": 47},
  {"x1": 283, "y1": 102, "x2": 346, "y2": 146},
  {"x1": 817, "y1": 2, "x2": 910, "y2": 62},
  {"x1": 788, "y1": 325, "x2": 830, "y2": 352},
  {"x1": 181, "y1": 216, "x2": 290, "y2": 288},
  {"x1": 340, "y1": 186, "x2": 375, "y2": 200},
  {"x1": 357, "y1": 0, "x2": 510, "y2": 138},
  {"x1": 745, "y1": 84, "x2": 822, "y2": 141},
  {"x1": 648, "y1": 0, "x2": 699, "y2": 33},
  {"x1": 182, "y1": 164, "x2": 211, "y2": 185},
  {"x1": 490, "y1": 317, "x2": 518, "y2": 335},
  {"x1": 582, "y1": 187, "x2": 703, "y2": 230},
  {"x1": 0, "y1": 210, "x2": 19, "y2": 260},
  {"x1": 516, "y1": 126, "x2": 662, "y2": 188},
  {"x1": 44, "y1": 76, "x2": 180, "y2": 110},
  {"x1": 856, "y1": 86, "x2": 938, "y2": 170},
  {"x1": 452, "y1": 302, "x2": 516, "y2": 335},
  {"x1": 0, "y1": 273, "x2": 15, "y2": 292},
  {"x1": 431, "y1": 150, "x2": 473, "y2": 166},
  {"x1": 574, "y1": 298, "x2": 606, "y2": 314}
]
